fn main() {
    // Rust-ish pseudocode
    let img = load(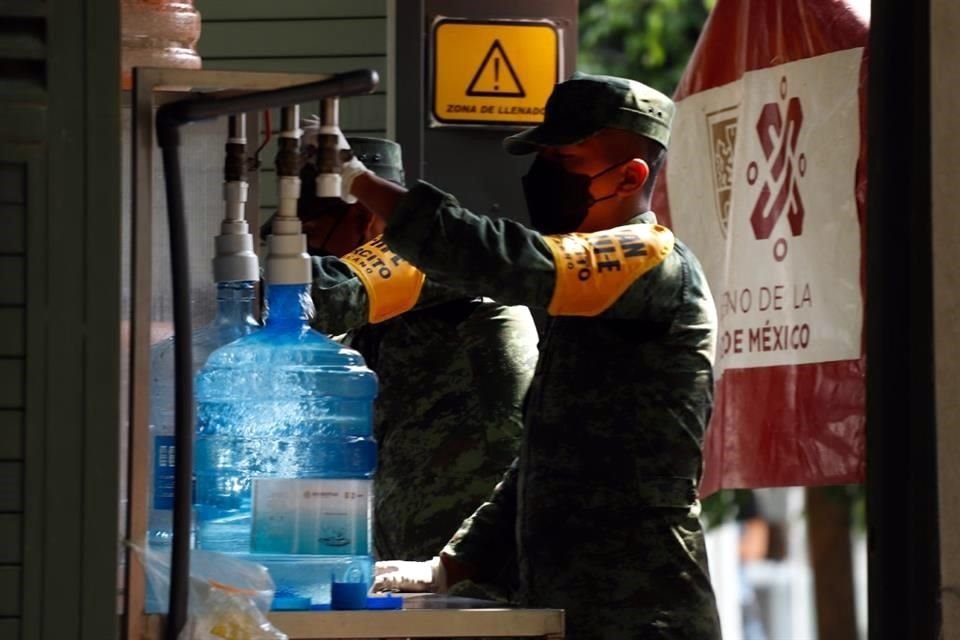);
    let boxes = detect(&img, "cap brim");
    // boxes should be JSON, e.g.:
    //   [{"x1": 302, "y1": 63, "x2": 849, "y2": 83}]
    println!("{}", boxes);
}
[{"x1": 503, "y1": 122, "x2": 598, "y2": 155}]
